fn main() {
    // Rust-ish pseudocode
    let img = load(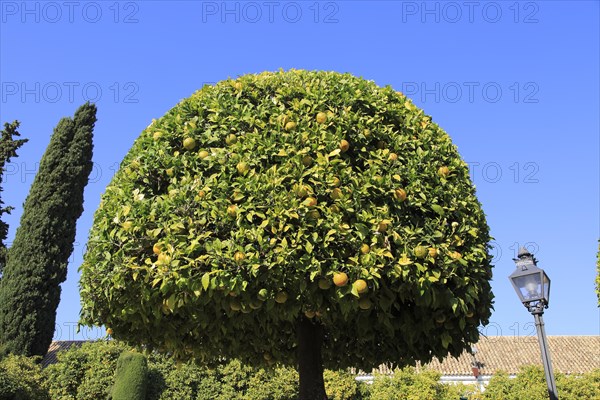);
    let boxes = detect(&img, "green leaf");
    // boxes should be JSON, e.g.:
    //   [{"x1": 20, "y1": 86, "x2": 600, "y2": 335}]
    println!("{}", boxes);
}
[
  {"x1": 305, "y1": 241, "x2": 313, "y2": 254},
  {"x1": 201, "y1": 273, "x2": 210, "y2": 290},
  {"x1": 431, "y1": 204, "x2": 445, "y2": 215}
]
